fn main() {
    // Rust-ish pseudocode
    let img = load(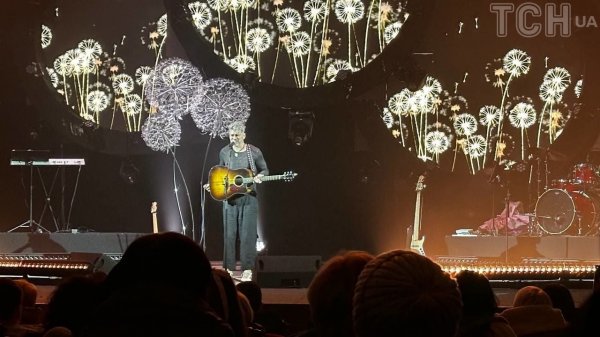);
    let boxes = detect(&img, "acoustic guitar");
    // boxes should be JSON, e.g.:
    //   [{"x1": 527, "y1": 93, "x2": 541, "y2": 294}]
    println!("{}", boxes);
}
[{"x1": 207, "y1": 165, "x2": 297, "y2": 201}]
